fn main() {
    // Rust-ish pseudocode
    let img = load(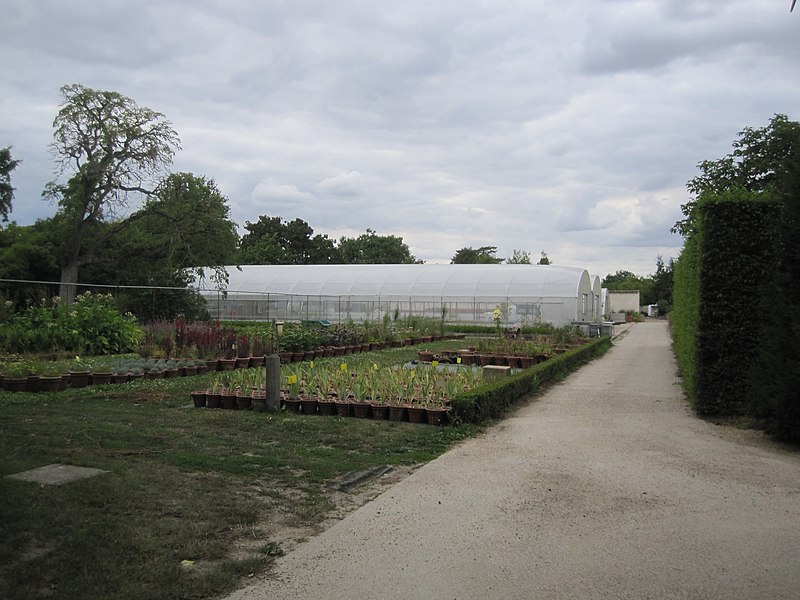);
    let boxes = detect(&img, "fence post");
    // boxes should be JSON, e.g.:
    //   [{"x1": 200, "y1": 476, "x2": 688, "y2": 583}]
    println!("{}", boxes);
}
[{"x1": 265, "y1": 354, "x2": 281, "y2": 412}]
